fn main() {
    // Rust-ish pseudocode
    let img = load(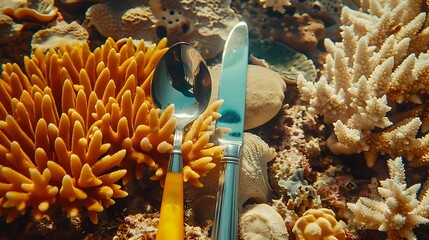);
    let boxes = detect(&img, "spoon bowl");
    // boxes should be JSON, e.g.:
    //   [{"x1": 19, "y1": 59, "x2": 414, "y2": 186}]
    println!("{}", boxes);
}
[
  {"x1": 151, "y1": 42, "x2": 211, "y2": 240},
  {"x1": 152, "y1": 43, "x2": 211, "y2": 124}
]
